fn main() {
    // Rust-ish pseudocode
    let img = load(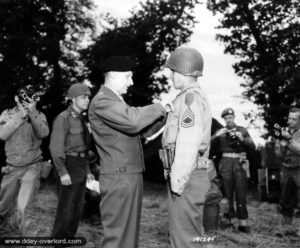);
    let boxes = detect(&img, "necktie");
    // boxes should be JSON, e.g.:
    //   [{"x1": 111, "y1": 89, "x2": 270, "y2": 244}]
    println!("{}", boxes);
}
[{"x1": 79, "y1": 111, "x2": 91, "y2": 151}]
